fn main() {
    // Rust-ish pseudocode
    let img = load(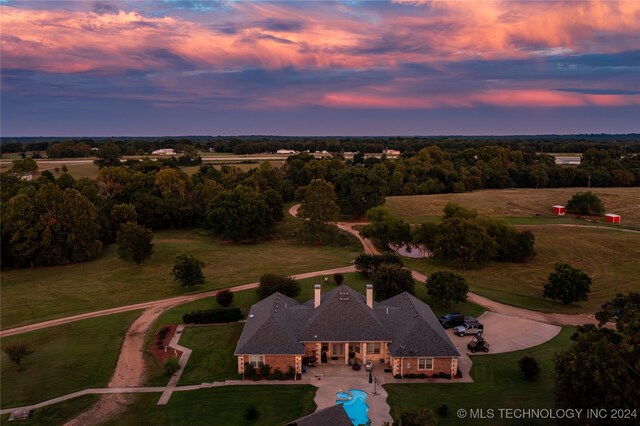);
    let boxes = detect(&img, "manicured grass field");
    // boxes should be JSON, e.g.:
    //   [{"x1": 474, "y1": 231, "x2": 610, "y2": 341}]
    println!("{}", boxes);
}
[
  {"x1": 103, "y1": 386, "x2": 317, "y2": 426},
  {"x1": 405, "y1": 226, "x2": 640, "y2": 314},
  {"x1": 177, "y1": 324, "x2": 244, "y2": 384},
  {"x1": 385, "y1": 327, "x2": 575, "y2": 425},
  {"x1": 0, "y1": 311, "x2": 140, "y2": 408},
  {"x1": 0, "y1": 395, "x2": 99, "y2": 426},
  {"x1": 1, "y1": 229, "x2": 361, "y2": 329},
  {"x1": 386, "y1": 187, "x2": 640, "y2": 228}
]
